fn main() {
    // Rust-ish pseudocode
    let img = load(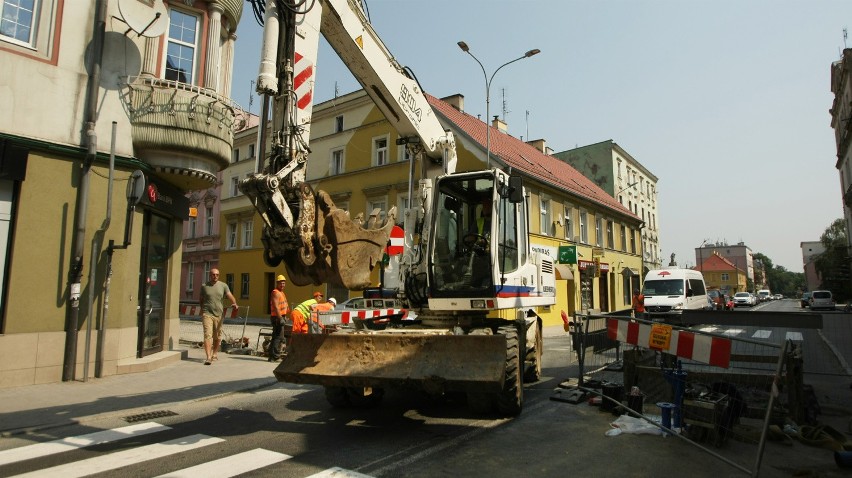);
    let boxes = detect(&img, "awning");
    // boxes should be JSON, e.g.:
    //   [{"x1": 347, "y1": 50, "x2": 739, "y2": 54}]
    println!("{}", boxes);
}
[
  {"x1": 621, "y1": 267, "x2": 640, "y2": 277},
  {"x1": 554, "y1": 264, "x2": 574, "y2": 280}
]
